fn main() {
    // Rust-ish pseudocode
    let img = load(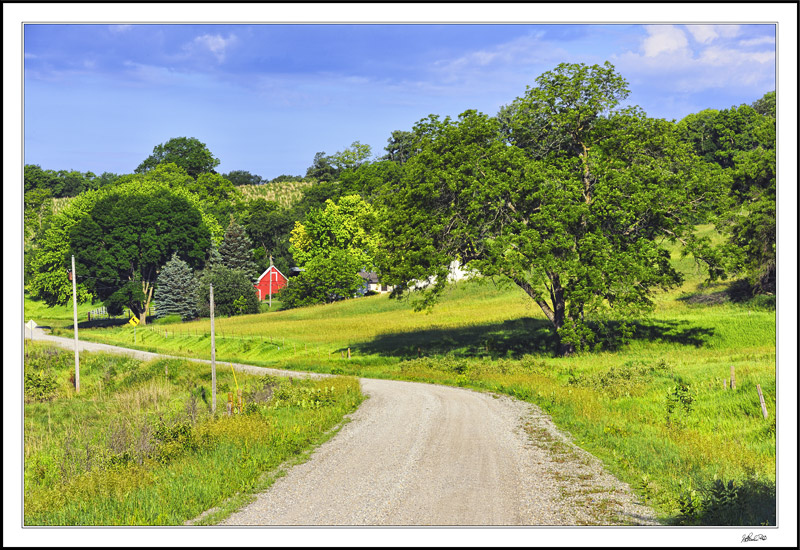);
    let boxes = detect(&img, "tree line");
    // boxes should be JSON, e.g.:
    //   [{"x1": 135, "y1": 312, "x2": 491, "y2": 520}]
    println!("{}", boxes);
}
[{"x1": 24, "y1": 62, "x2": 776, "y2": 355}]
